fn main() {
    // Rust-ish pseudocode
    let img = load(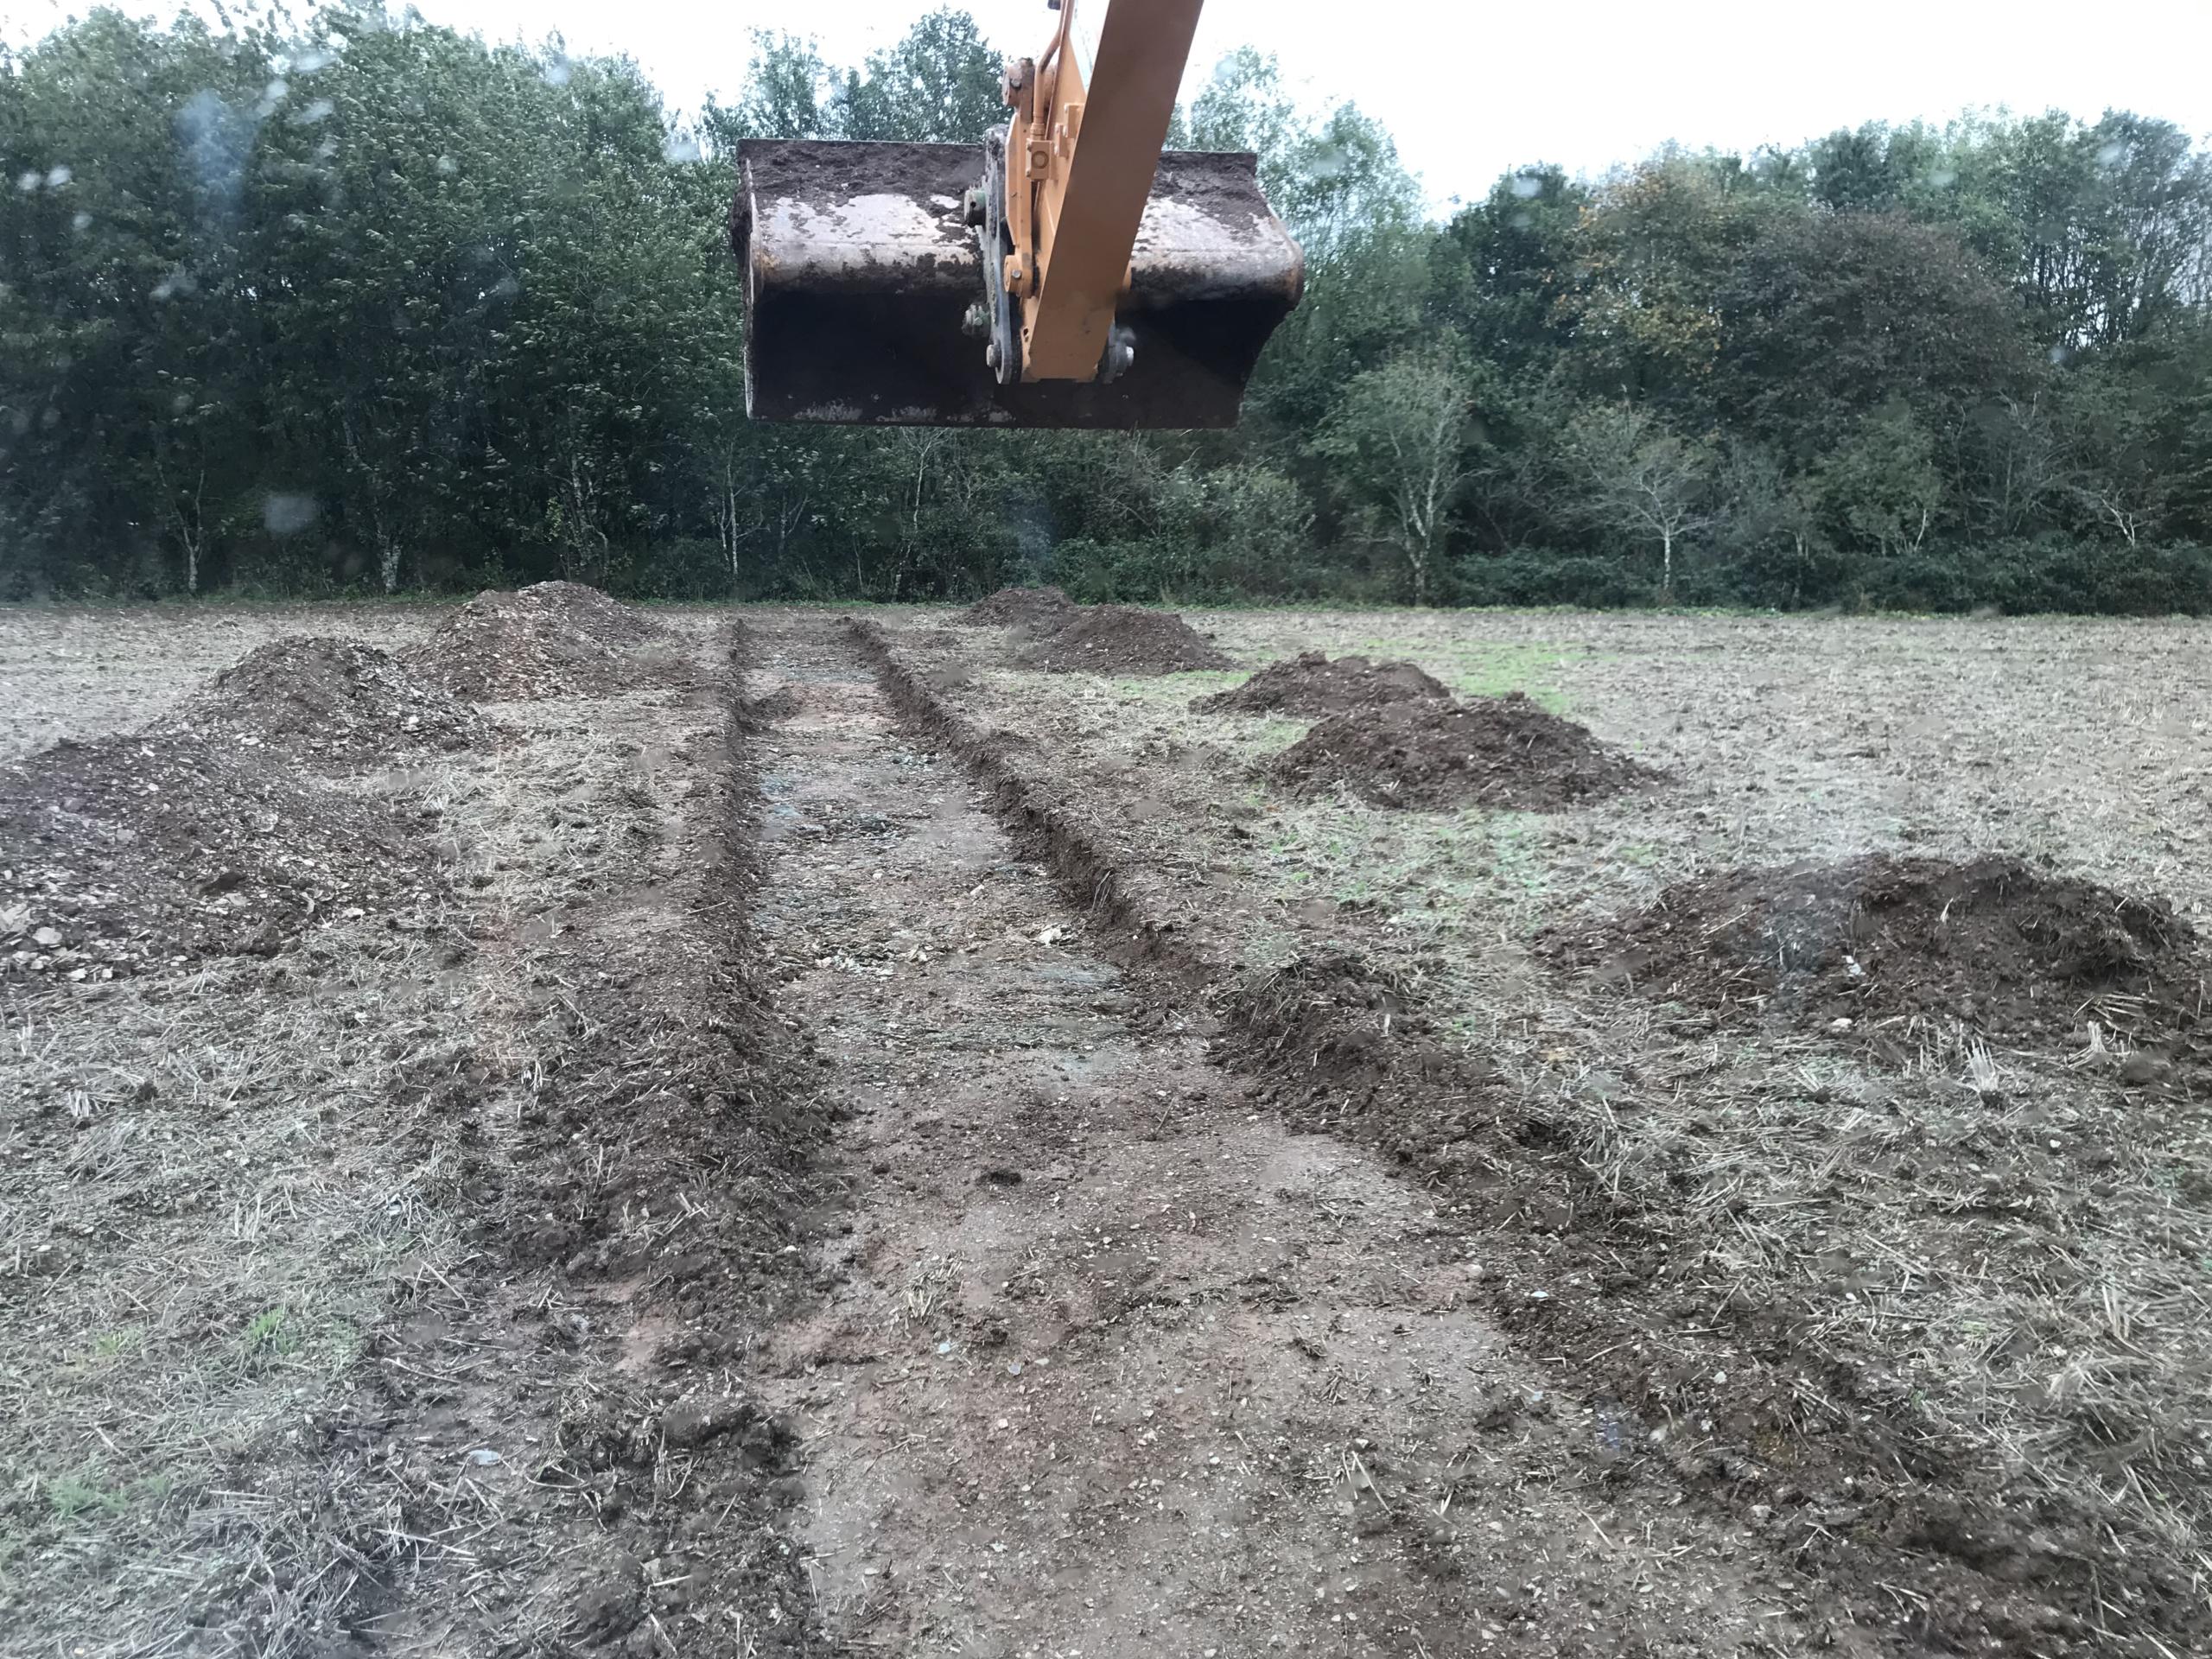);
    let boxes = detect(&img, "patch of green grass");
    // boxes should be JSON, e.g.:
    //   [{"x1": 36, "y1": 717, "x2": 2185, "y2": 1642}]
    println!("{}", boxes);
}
[
  {"x1": 1255, "y1": 800, "x2": 1560, "y2": 924},
  {"x1": 1347, "y1": 637, "x2": 1602, "y2": 712},
  {"x1": 242, "y1": 1306, "x2": 299, "y2": 1357},
  {"x1": 89, "y1": 1325, "x2": 145, "y2": 1361}
]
